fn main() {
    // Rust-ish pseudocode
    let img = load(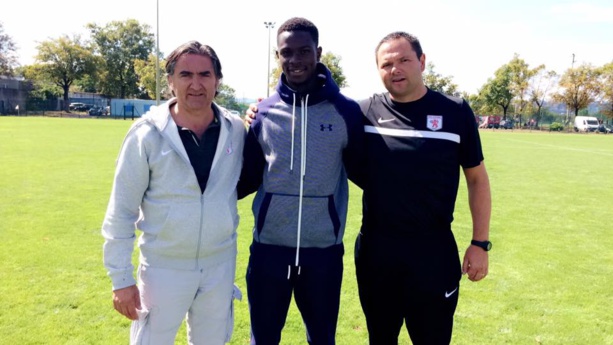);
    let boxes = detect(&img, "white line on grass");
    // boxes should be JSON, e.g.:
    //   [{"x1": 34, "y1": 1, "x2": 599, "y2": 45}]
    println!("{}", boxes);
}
[{"x1": 500, "y1": 138, "x2": 613, "y2": 157}]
